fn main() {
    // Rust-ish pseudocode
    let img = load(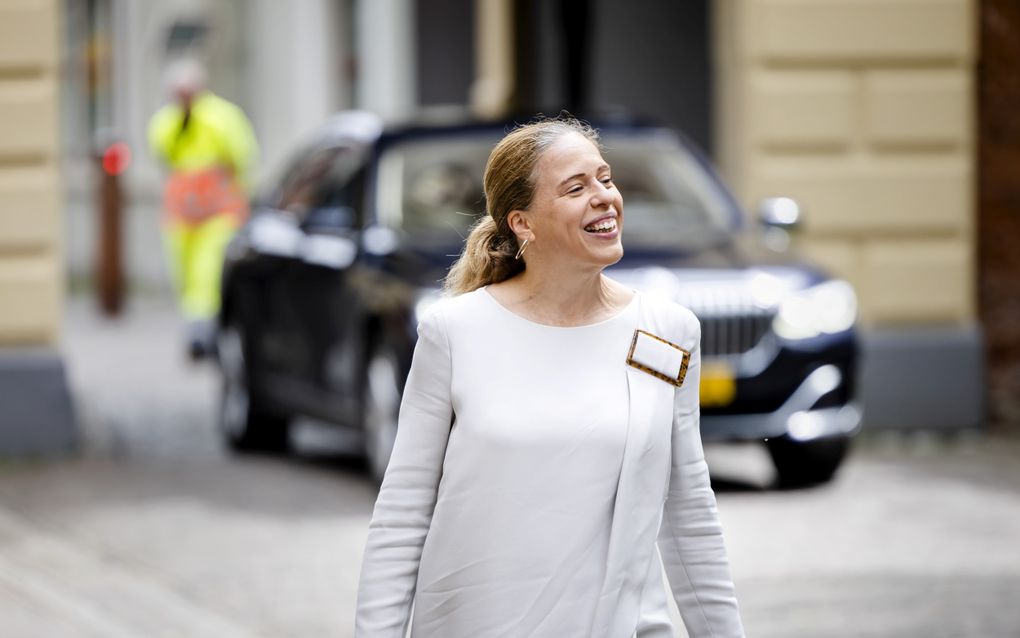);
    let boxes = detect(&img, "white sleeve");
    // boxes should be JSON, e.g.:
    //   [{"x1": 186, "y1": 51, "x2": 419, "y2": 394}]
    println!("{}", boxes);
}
[
  {"x1": 355, "y1": 307, "x2": 454, "y2": 637},
  {"x1": 657, "y1": 314, "x2": 746, "y2": 637}
]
